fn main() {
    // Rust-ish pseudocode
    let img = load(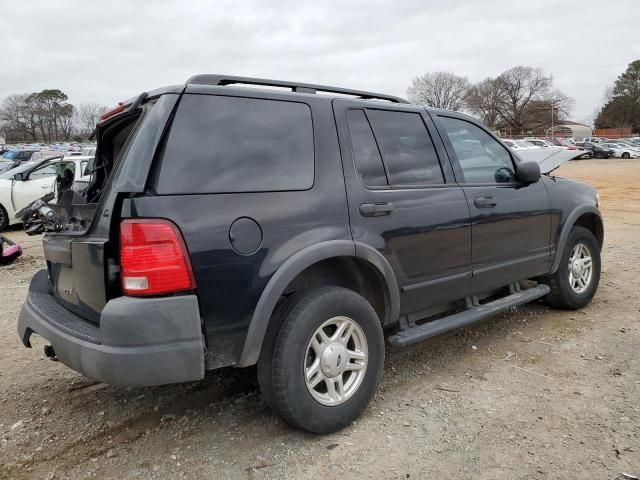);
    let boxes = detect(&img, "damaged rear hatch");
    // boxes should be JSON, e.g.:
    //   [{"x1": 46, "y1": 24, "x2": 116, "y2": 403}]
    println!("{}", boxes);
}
[{"x1": 41, "y1": 88, "x2": 181, "y2": 323}]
